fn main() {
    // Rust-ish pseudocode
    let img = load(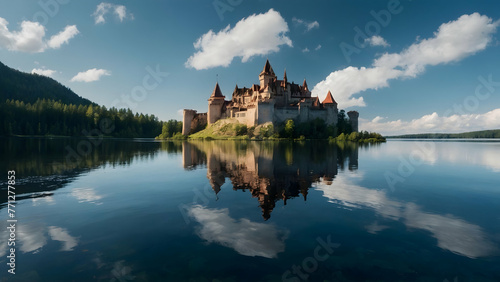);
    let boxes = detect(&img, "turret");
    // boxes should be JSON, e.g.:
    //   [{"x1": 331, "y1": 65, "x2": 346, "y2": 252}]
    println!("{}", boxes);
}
[
  {"x1": 259, "y1": 59, "x2": 276, "y2": 89},
  {"x1": 347, "y1": 111, "x2": 359, "y2": 132},
  {"x1": 208, "y1": 82, "x2": 225, "y2": 125},
  {"x1": 322, "y1": 90, "x2": 339, "y2": 126}
]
